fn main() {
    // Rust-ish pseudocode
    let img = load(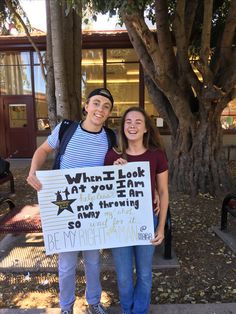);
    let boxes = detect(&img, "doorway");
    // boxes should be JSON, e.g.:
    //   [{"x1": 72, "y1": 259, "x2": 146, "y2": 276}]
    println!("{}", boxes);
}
[{"x1": 3, "y1": 96, "x2": 36, "y2": 158}]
